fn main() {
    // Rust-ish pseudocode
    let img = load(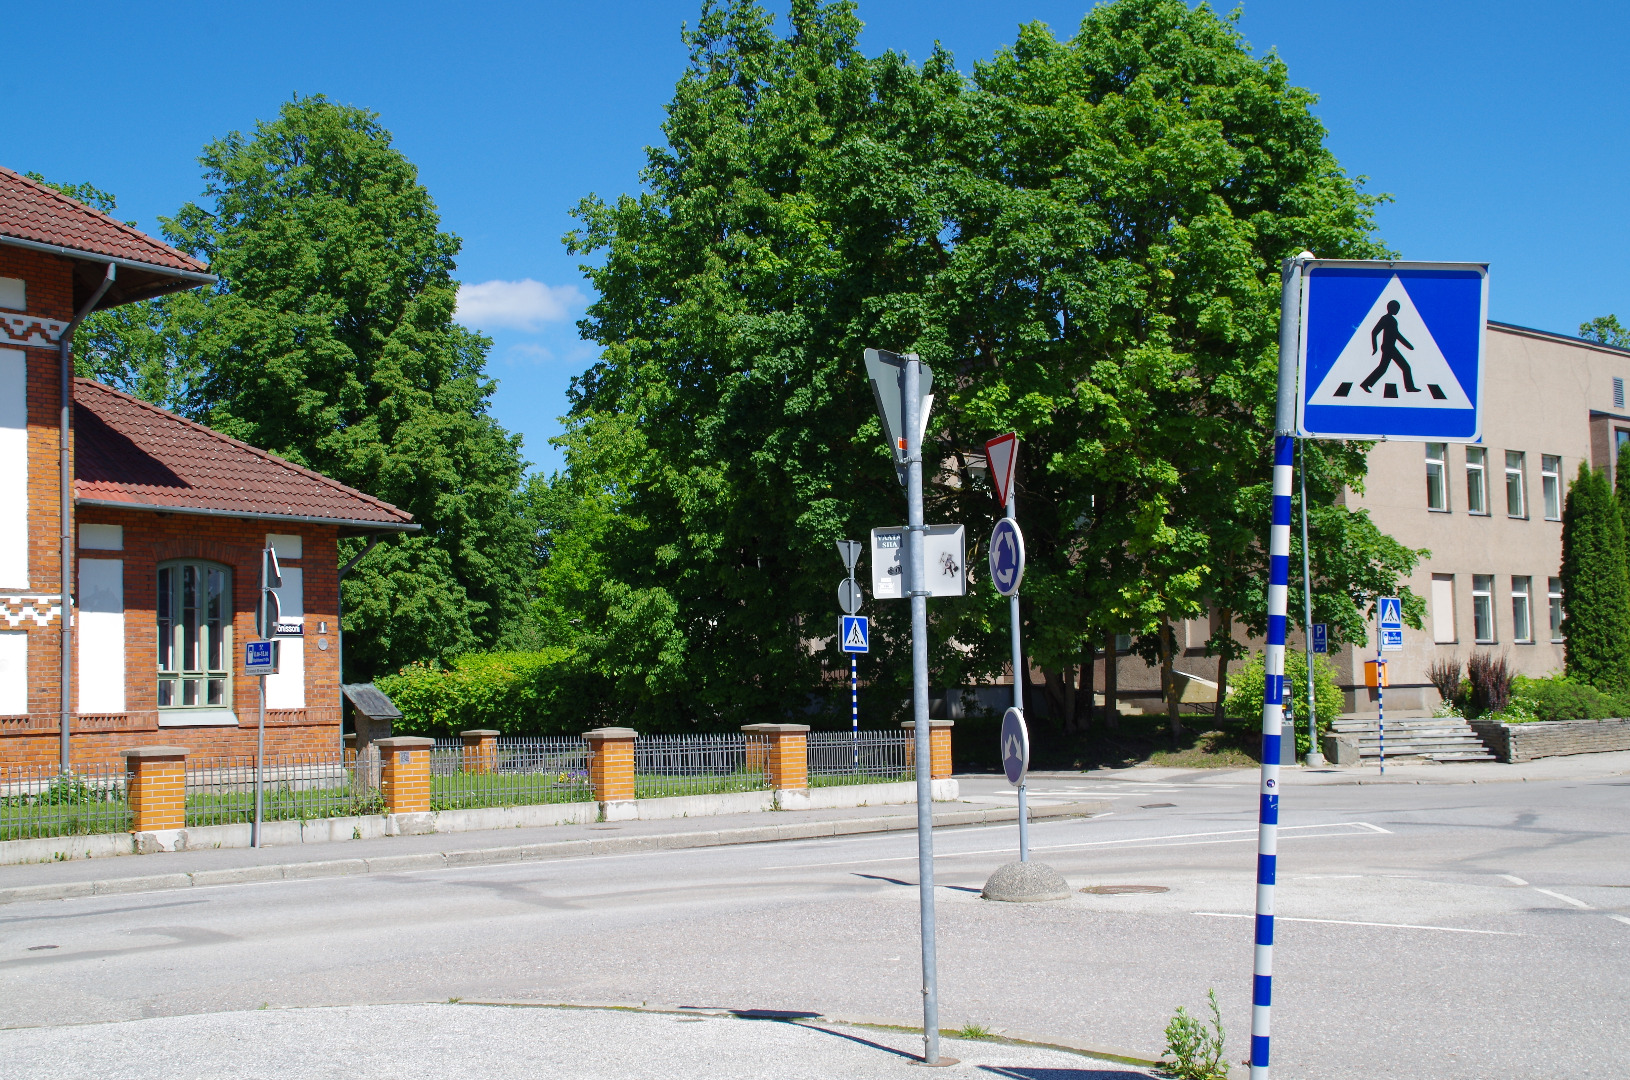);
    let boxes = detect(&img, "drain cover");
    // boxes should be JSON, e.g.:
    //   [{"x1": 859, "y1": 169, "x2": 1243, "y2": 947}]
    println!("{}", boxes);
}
[{"x1": 1080, "y1": 885, "x2": 1169, "y2": 895}]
